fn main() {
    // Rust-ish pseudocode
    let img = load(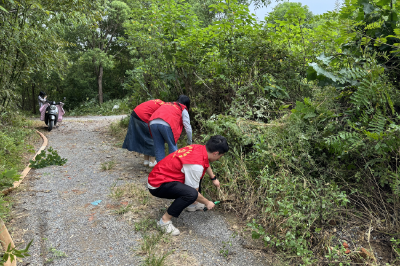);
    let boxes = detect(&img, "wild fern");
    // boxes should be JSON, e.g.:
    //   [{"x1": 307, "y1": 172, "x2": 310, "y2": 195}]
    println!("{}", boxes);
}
[
  {"x1": 350, "y1": 79, "x2": 375, "y2": 110},
  {"x1": 368, "y1": 111, "x2": 387, "y2": 133},
  {"x1": 324, "y1": 131, "x2": 361, "y2": 154}
]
